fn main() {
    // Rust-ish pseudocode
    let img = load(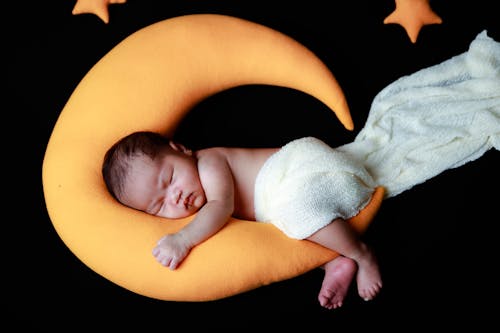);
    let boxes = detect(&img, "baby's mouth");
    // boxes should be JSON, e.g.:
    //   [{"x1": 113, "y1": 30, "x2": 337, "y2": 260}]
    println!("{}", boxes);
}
[{"x1": 184, "y1": 193, "x2": 193, "y2": 208}]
